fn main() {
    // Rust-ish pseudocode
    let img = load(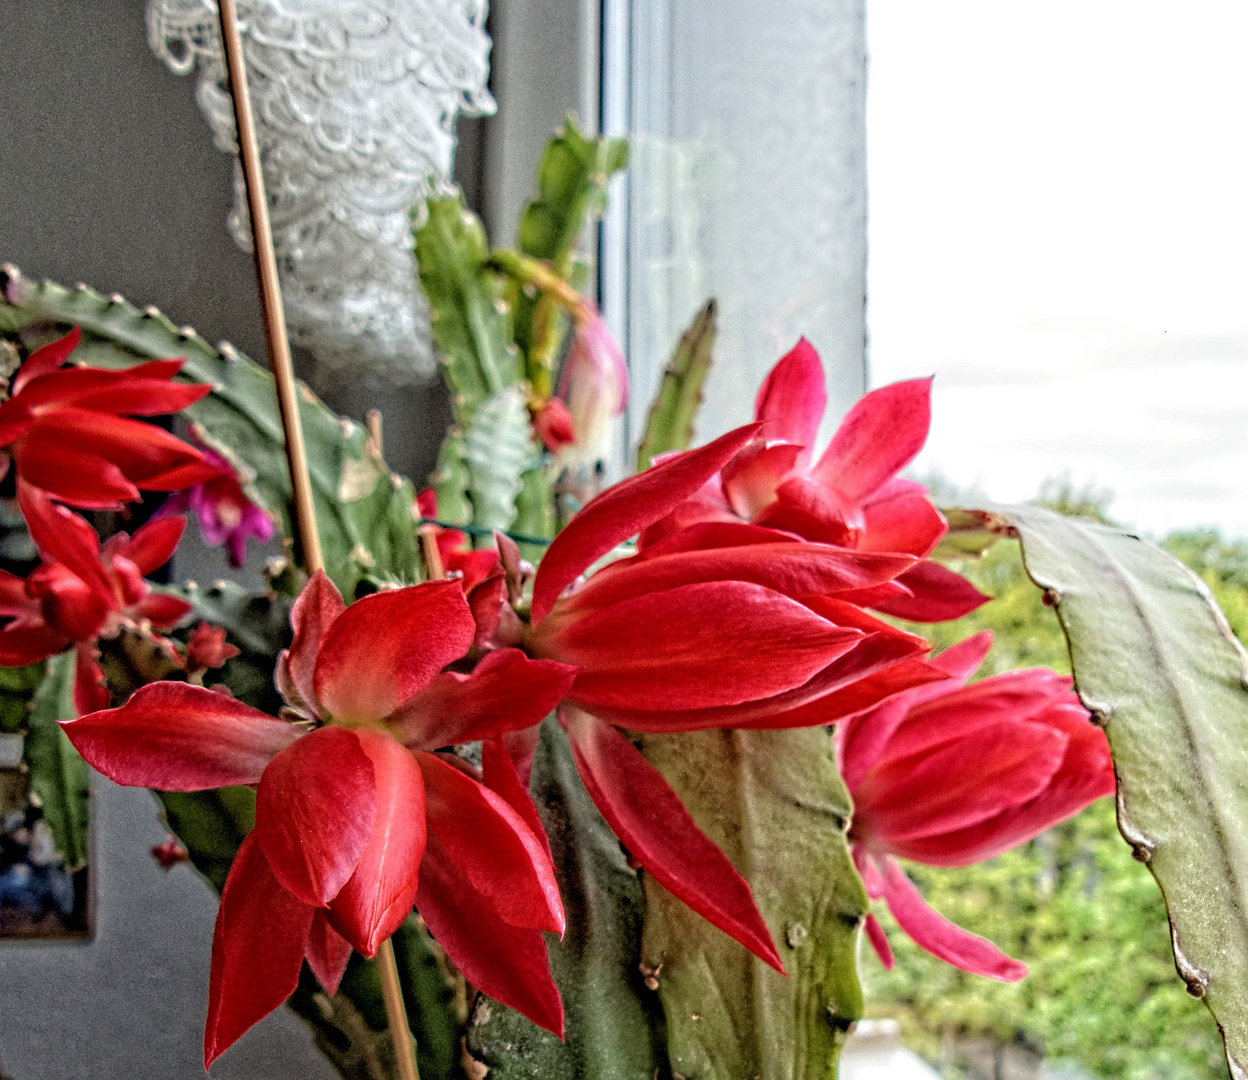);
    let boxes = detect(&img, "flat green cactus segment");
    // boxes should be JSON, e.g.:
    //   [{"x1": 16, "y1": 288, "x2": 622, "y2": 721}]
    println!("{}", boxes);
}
[
  {"x1": 984, "y1": 504, "x2": 1248, "y2": 1076},
  {"x1": 636, "y1": 298, "x2": 717, "y2": 471},
  {"x1": 639, "y1": 727, "x2": 867, "y2": 1080},
  {"x1": 156, "y1": 786, "x2": 257, "y2": 894},
  {"x1": 466, "y1": 719, "x2": 664, "y2": 1080},
  {"x1": 0, "y1": 662, "x2": 45, "y2": 734},
  {"x1": 519, "y1": 118, "x2": 629, "y2": 269},
  {"x1": 414, "y1": 195, "x2": 520, "y2": 419},
  {"x1": 0, "y1": 272, "x2": 420, "y2": 597},
  {"x1": 25, "y1": 651, "x2": 90, "y2": 870},
  {"x1": 462, "y1": 386, "x2": 538, "y2": 536},
  {"x1": 513, "y1": 465, "x2": 557, "y2": 564}
]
